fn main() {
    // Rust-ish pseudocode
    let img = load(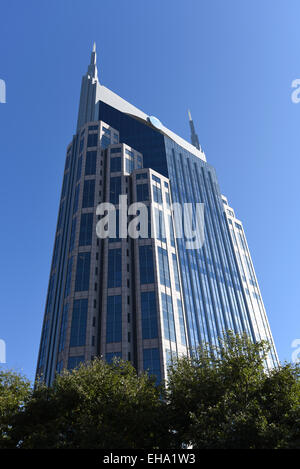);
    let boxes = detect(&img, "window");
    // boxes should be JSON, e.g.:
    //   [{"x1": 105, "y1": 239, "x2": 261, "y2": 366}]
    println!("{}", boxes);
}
[
  {"x1": 58, "y1": 304, "x2": 69, "y2": 352},
  {"x1": 87, "y1": 133, "x2": 98, "y2": 147},
  {"x1": 158, "y1": 247, "x2": 171, "y2": 287},
  {"x1": 106, "y1": 295, "x2": 122, "y2": 343},
  {"x1": 73, "y1": 185, "x2": 80, "y2": 213},
  {"x1": 110, "y1": 147, "x2": 121, "y2": 154},
  {"x1": 125, "y1": 148, "x2": 133, "y2": 157},
  {"x1": 68, "y1": 356, "x2": 84, "y2": 370},
  {"x1": 143, "y1": 348, "x2": 161, "y2": 384},
  {"x1": 139, "y1": 245, "x2": 154, "y2": 284},
  {"x1": 62, "y1": 173, "x2": 68, "y2": 198},
  {"x1": 82, "y1": 179, "x2": 95, "y2": 208},
  {"x1": 110, "y1": 156, "x2": 121, "y2": 172},
  {"x1": 125, "y1": 158, "x2": 134, "y2": 174},
  {"x1": 110, "y1": 176, "x2": 122, "y2": 204},
  {"x1": 79, "y1": 138, "x2": 84, "y2": 153},
  {"x1": 136, "y1": 183, "x2": 149, "y2": 202},
  {"x1": 141, "y1": 291, "x2": 158, "y2": 339},
  {"x1": 161, "y1": 293, "x2": 176, "y2": 342},
  {"x1": 88, "y1": 125, "x2": 98, "y2": 131},
  {"x1": 153, "y1": 185, "x2": 162, "y2": 204},
  {"x1": 101, "y1": 135, "x2": 111, "y2": 149},
  {"x1": 172, "y1": 254, "x2": 180, "y2": 291},
  {"x1": 154, "y1": 208, "x2": 166, "y2": 242},
  {"x1": 75, "y1": 252, "x2": 91, "y2": 291},
  {"x1": 76, "y1": 156, "x2": 82, "y2": 181},
  {"x1": 69, "y1": 218, "x2": 76, "y2": 253},
  {"x1": 70, "y1": 299, "x2": 88, "y2": 346},
  {"x1": 152, "y1": 174, "x2": 160, "y2": 183},
  {"x1": 57, "y1": 201, "x2": 65, "y2": 229},
  {"x1": 64, "y1": 257, "x2": 73, "y2": 297},
  {"x1": 136, "y1": 172, "x2": 147, "y2": 180},
  {"x1": 79, "y1": 213, "x2": 93, "y2": 246},
  {"x1": 85, "y1": 151, "x2": 97, "y2": 175},
  {"x1": 108, "y1": 249, "x2": 122, "y2": 287},
  {"x1": 177, "y1": 299, "x2": 186, "y2": 345}
]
